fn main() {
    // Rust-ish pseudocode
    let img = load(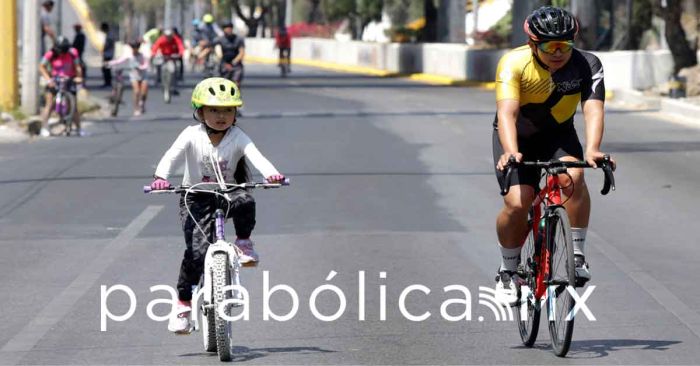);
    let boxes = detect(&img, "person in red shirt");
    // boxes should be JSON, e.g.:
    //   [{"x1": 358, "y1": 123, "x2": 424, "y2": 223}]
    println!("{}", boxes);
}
[
  {"x1": 274, "y1": 27, "x2": 291, "y2": 73},
  {"x1": 151, "y1": 29, "x2": 184, "y2": 93}
]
